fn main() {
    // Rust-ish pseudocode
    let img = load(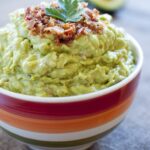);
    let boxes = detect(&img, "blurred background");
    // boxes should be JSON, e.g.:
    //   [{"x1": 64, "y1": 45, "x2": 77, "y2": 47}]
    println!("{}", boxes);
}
[{"x1": 0, "y1": 0, "x2": 150, "y2": 150}]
